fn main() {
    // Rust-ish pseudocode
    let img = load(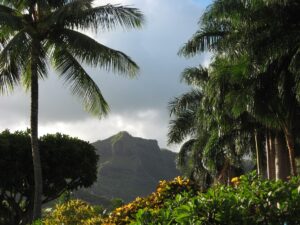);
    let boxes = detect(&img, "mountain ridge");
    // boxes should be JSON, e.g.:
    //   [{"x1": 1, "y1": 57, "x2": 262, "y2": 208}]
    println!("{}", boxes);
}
[{"x1": 75, "y1": 131, "x2": 180, "y2": 207}]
